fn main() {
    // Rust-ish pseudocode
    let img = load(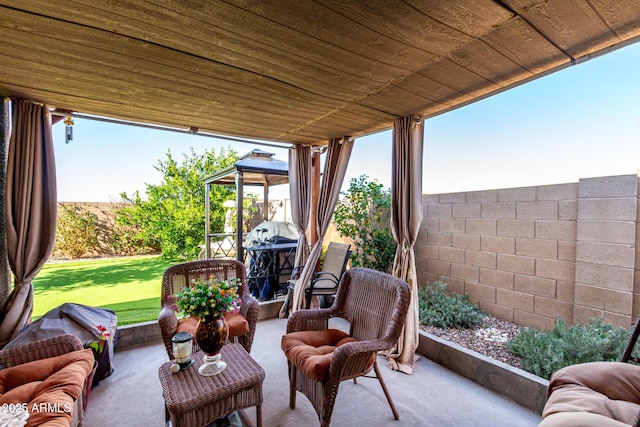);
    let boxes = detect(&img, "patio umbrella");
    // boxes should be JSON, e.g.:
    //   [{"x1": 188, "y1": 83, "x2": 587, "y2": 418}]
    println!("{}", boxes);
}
[
  {"x1": 0, "y1": 99, "x2": 56, "y2": 347},
  {"x1": 386, "y1": 115, "x2": 424, "y2": 374}
]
